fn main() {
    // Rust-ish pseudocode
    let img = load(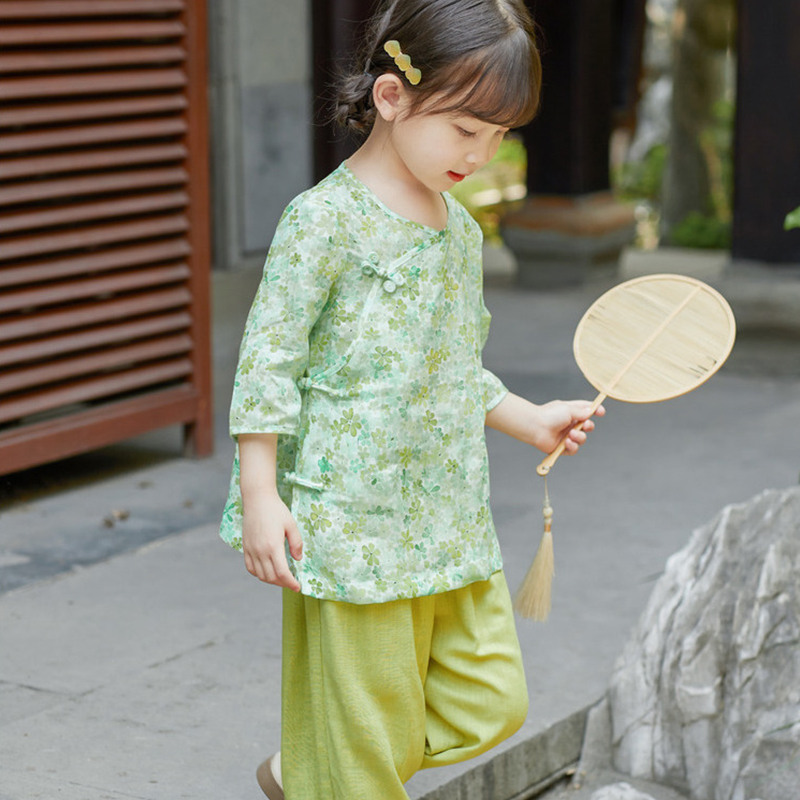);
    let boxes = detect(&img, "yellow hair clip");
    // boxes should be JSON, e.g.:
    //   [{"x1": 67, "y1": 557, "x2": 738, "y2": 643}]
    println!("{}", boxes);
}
[{"x1": 383, "y1": 40, "x2": 422, "y2": 86}]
